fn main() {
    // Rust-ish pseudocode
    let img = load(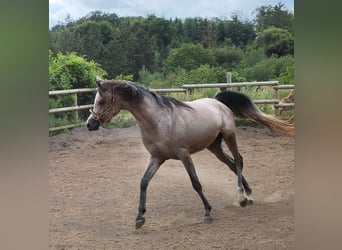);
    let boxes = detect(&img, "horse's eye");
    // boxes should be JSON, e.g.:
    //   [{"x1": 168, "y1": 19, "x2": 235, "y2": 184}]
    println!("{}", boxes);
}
[{"x1": 98, "y1": 100, "x2": 105, "y2": 105}]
